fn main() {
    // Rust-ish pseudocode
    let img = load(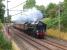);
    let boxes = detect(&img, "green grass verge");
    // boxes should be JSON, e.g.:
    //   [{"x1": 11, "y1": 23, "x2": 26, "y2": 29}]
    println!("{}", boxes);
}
[{"x1": 0, "y1": 32, "x2": 12, "y2": 50}]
